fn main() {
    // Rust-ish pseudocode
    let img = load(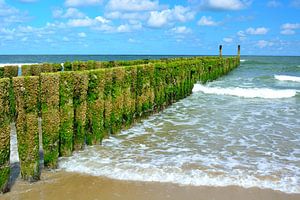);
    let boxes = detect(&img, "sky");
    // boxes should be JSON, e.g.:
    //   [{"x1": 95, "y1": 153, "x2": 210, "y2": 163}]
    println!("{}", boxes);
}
[{"x1": 0, "y1": 0, "x2": 299, "y2": 55}]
